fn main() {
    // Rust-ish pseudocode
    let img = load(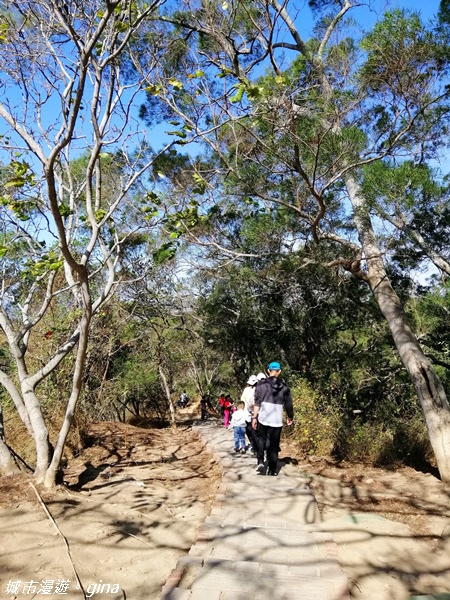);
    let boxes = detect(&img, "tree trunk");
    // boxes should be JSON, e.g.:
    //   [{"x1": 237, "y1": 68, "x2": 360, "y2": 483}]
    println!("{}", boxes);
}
[
  {"x1": 0, "y1": 328, "x2": 52, "y2": 479},
  {"x1": 43, "y1": 278, "x2": 92, "y2": 489},
  {"x1": 0, "y1": 371, "x2": 33, "y2": 434},
  {"x1": 0, "y1": 439, "x2": 20, "y2": 475},
  {"x1": 20, "y1": 381, "x2": 52, "y2": 481},
  {"x1": 159, "y1": 365, "x2": 177, "y2": 429},
  {"x1": 0, "y1": 405, "x2": 20, "y2": 475},
  {"x1": 346, "y1": 175, "x2": 450, "y2": 482}
]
